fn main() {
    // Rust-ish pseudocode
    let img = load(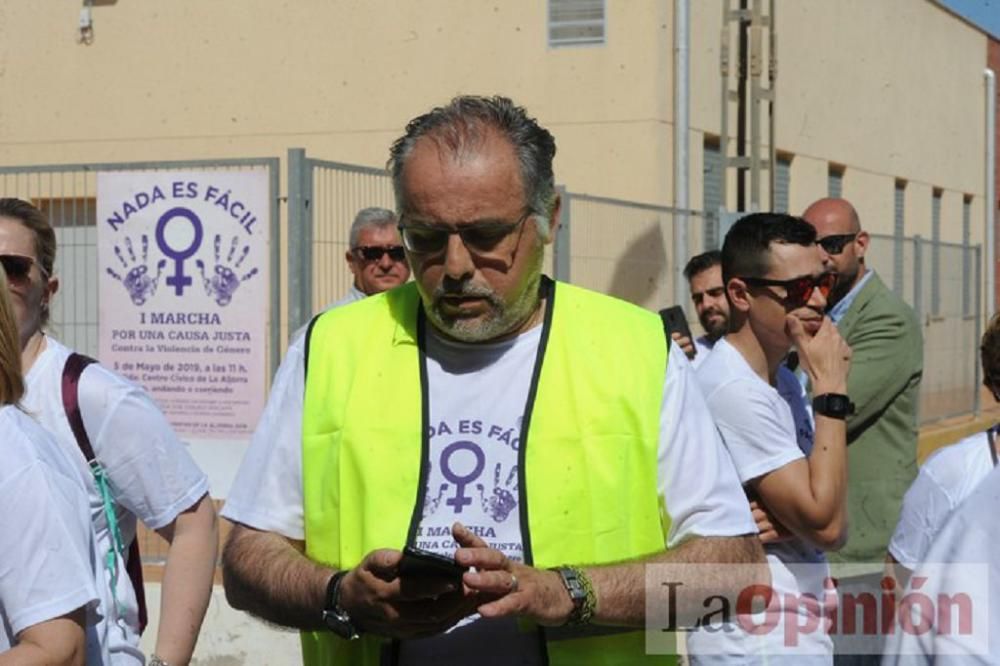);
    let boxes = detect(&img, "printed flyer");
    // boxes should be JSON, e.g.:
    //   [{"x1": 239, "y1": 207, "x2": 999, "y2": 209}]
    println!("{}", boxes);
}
[{"x1": 97, "y1": 170, "x2": 269, "y2": 439}]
